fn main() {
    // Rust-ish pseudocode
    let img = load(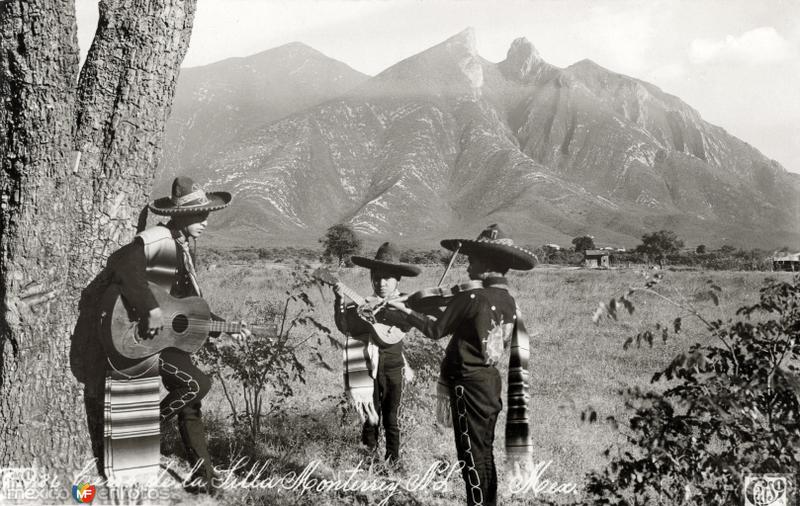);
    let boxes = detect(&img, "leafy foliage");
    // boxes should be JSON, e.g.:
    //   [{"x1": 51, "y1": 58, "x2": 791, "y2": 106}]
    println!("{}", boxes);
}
[
  {"x1": 319, "y1": 223, "x2": 362, "y2": 266},
  {"x1": 587, "y1": 275, "x2": 800, "y2": 504},
  {"x1": 572, "y1": 235, "x2": 596, "y2": 253},
  {"x1": 635, "y1": 229, "x2": 685, "y2": 263},
  {"x1": 197, "y1": 267, "x2": 339, "y2": 441}
]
